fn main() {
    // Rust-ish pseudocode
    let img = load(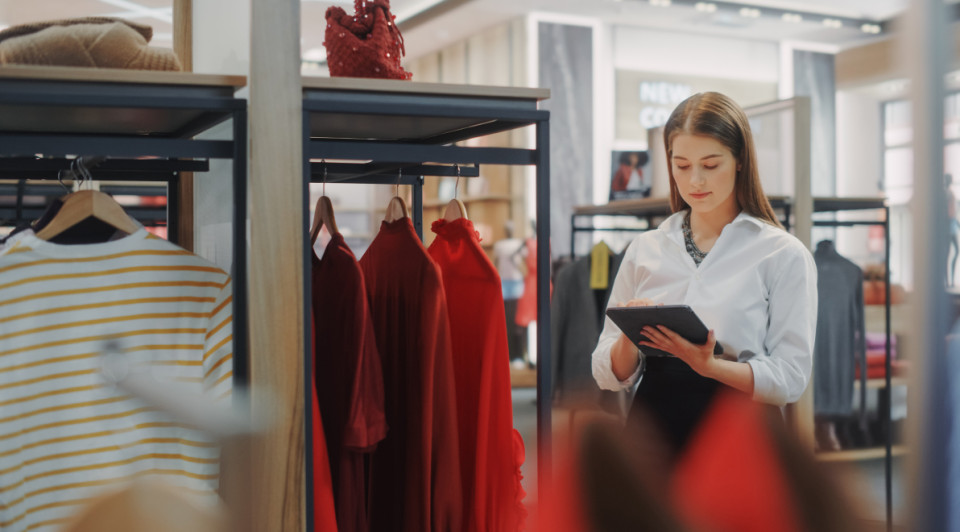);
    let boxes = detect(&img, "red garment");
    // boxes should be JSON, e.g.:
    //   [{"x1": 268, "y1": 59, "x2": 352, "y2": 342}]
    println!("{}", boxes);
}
[
  {"x1": 428, "y1": 218, "x2": 526, "y2": 532},
  {"x1": 611, "y1": 163, "x2": 634, "y2": 192},
  {"x1": 359, "y1": 218, "x2": 463, "y2": 532},
  {"x1": 515, "y1": 237, "x2": 551, "y2": 327},
  {"x1": 312, "y1": 233, "x2": 388, "y2": 531},
  {"x1": 311, "y1": 322, "x2": 339, "y2": 532},
  {"x1": 855, "y1": 350, "x2": 909, "y2": 379},
  {"x1": 671, "y1": 392, "x2": 802, "y2": 532}
]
